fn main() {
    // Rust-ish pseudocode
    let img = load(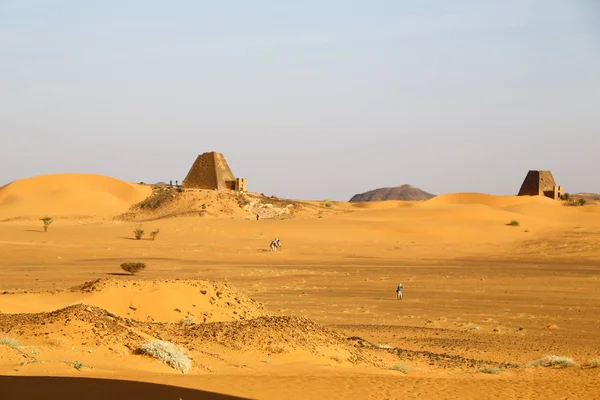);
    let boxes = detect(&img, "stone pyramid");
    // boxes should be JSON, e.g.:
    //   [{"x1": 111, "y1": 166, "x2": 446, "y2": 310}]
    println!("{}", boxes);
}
[
  {"x1": 517, "y1": 170, "x2": 562, "y2": 199},
  {"x1": 182, "y1": 152, "x2": 238, "y2": 190}
]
